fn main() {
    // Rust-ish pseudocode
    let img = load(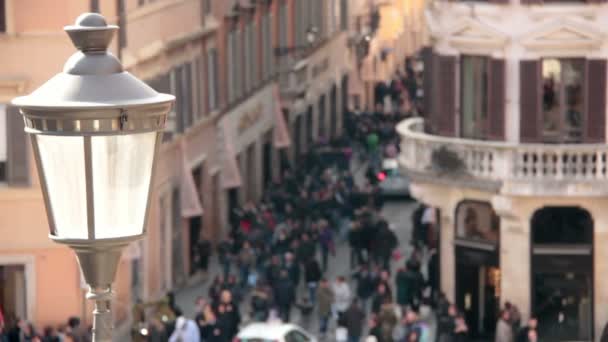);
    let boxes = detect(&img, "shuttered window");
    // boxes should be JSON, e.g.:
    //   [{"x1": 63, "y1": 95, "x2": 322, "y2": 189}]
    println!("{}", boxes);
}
[
  {"x1": 227, "y1": 30, "x2": 235, "y2": 103},
  {"x1": 0, "y1": 104, "x2": 6, "y2": 182},
  {"x1": 460, "y1": 56, "x2": 489, "y2": 139},
  {"x1": 488, "y1": 59, "x2": 506, "y2": 140},
  {"x1": 340, "y1": 0, "x2": 348, "y2": 31},
  {"x1": 520, "y1": 60, "x2": 541, "y2": 142},
  {"x1": 207, "y1": 48, "x2": 219, "y2": 111},
  {"x1": 438, "y1": 56, "x2": 456, "y2": 137},
  {"x1": 235, "y1": 30, "x2": 243, "y2": 99},
  {"x1": 586, "y1": 60, "x2": 606, "y2": 142},
  {"x1": 0, "y1": 0, "x2": 6, "y2": 33},
  {"x1": 262, "y1": 14, "x2": 269, "y2": 80},
  {"x1": 5, "y1": 105, "x2": 29, "y2": 186},
  {"x1": 250, "y1": 21, "x2": 259, "y2": 87}
]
